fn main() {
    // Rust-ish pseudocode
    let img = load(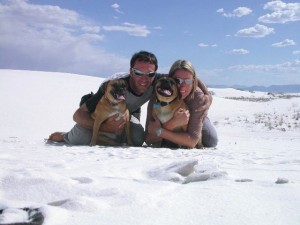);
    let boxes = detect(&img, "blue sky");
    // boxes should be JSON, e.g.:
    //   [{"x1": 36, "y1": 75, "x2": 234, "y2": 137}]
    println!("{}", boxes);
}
[{"x1": 0, "y1": 0, "x2": 300, "y2": 86}]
